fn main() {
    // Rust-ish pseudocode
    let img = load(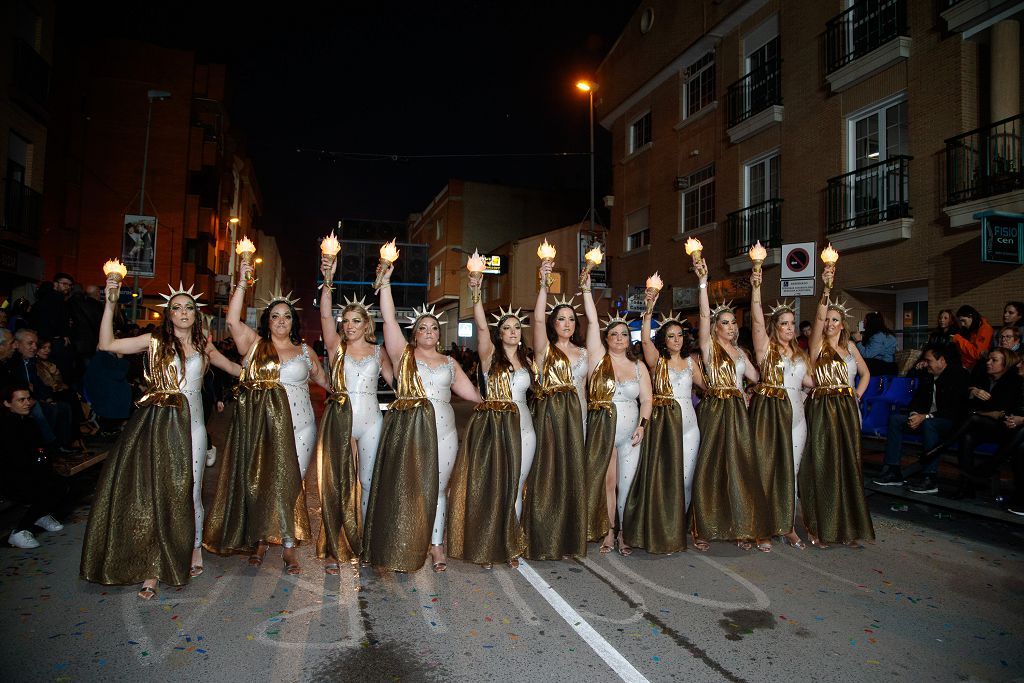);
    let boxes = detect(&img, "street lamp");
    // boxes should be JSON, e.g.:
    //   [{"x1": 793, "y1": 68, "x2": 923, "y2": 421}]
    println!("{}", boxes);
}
[
  {"x1": 576, "y1": 79, "x2": 596, "y2": 236},
  {"x1": 133, "y1": 89, "x2": 171, "y2": 322}
]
